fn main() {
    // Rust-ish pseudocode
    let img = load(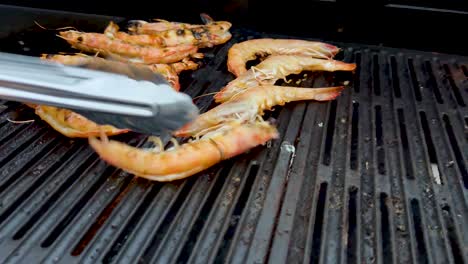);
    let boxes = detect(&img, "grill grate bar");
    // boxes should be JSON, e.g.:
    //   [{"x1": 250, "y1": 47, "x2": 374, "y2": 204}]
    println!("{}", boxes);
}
[
  {"x1": 443, "y1": 64, "x2": 466, "y2": 107},
  {"x1": 0, "y1": 116, "x2": 36, "y2": 145},
  {"x1": 245, "y1": 103, "x2": 304, "y2": 263},
  {"x1": 267, "y1": 93, "x2": 327, "y2": 263},
  {"x1": 224, "y1": 100, "x2": 298, "y2": 263},
  {"x1": 0, "y1": 148, "x2": 116, "y2": 263},
  {"x1": 423, "y1": 61, "x2": 468, "y2": 200},
  {"x1": 185, "y1": 158, "x2": 252, "y2": 264},
  {"x1": 378, "y1": 53, "x2": 413, "y2": 264},
  {"x1": 0, "y1": 144, "x2": 95, "y2": 262},
  {"x1": 71, "y1": 177, "x2": 146, "y2": 257},
  {"x1": 354, "y1": 49, "x2": 378, "y2": 264},
  {"x1": 44, "y1": 160, "x2": 149, "y2": 262},
  {"x1": 211, "y1": 160, "x2": 260, "y2": 262},
  {"x1": 319, "y1": 50, "x2": 355, "y2": 264},
  {"x1": 0, "y1": 131, "x2": 61, "y2": 192},
  {"x1": 0, "y1": 140, "x2": 76, "y2": 210},
  {"x1": 42, "y1": 171, "x2": 133, "y2": 259},
  {"x1": 146, "y1": 163, "x2": 234, "y2": 263},
  {"x1": 0, "y1": 123, "x2": 48, "y2": 166},
  {"x1": 402, "y1": 55, "x2": 459, "y2": 263},
  {"x1": 430, "y1": 61, "x2": 468, "y2": 146},
  {"x1": 69, "y1": 138, "x2": 168, "y2": 263},
  {"x1": 104, "y1": 182, "x2": 182, "y2": 263}
]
